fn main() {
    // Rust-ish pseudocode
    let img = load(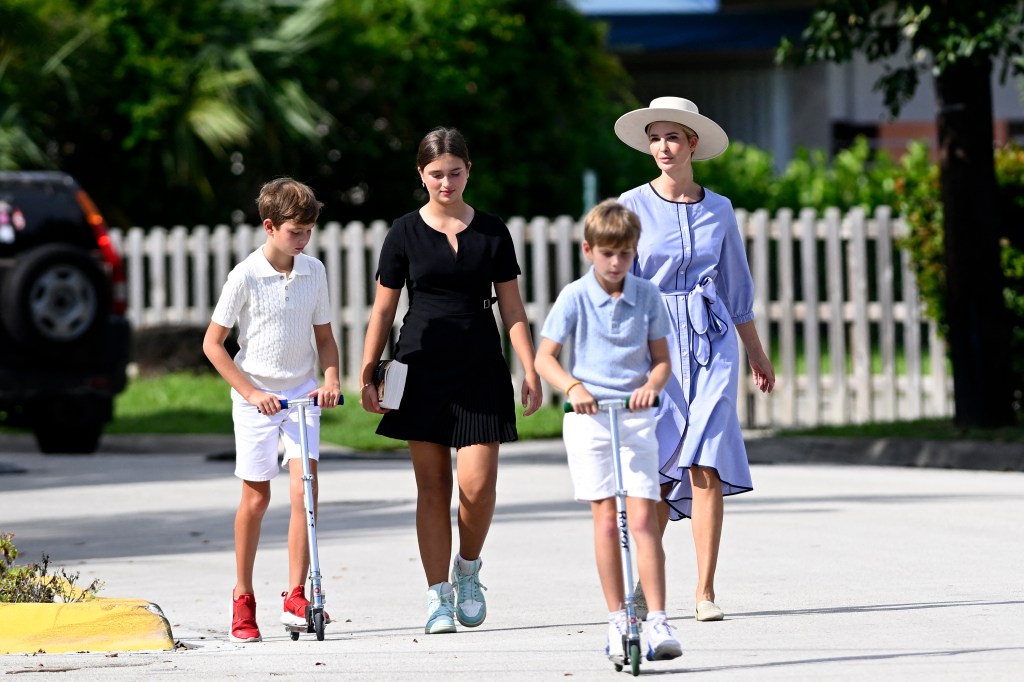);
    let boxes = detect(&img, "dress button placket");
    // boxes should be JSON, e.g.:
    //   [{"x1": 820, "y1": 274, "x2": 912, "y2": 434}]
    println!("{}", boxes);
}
[{"x1": 679, "y1": 204, "x2": 692, "y2": 404}]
